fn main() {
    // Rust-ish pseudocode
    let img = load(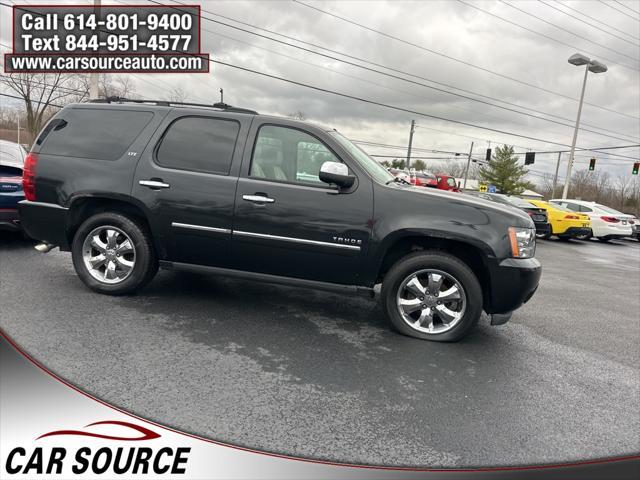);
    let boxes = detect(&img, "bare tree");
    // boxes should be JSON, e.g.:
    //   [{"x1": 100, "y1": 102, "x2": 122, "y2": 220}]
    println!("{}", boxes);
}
[
  {"x1": 592, "y1": 171, "x2": 610, "y2": 203},
  {"x1": 169, "y1": 86, "x2": 187, "y2": 103},
  {"x1": 75, "y1": 74, "x2": 137, "y2": 99},
  {"x1": 288, "y1": 110, "x2": 306, "y2": 121},
  {"x1": 614, "y1": 173, "x2": 632, "y2": 211},
  {"x1": 0, "y1": 73, "x2": 85, "y2": 139}
]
